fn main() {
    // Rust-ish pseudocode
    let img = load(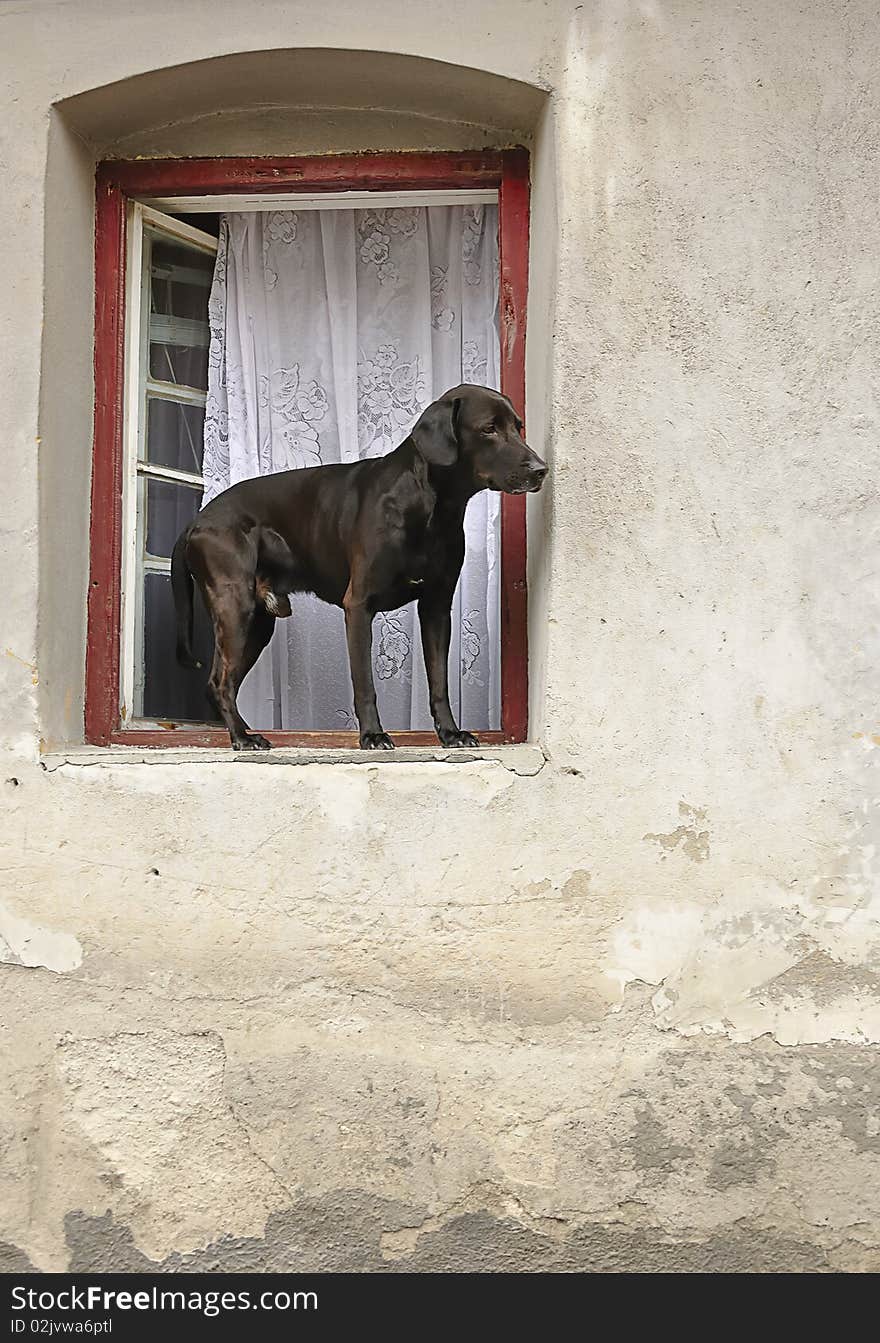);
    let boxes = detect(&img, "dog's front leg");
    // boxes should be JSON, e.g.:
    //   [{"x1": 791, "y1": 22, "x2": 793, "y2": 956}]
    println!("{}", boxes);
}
[
  {"x1": 419, "y1": 592, "x2": 479, "y2": 748},
  {"x1": 343, "y1": 591, "x2": 394, "y2": 750}
]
